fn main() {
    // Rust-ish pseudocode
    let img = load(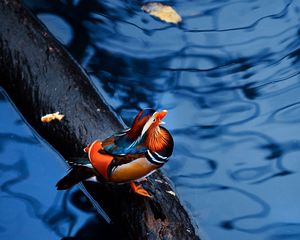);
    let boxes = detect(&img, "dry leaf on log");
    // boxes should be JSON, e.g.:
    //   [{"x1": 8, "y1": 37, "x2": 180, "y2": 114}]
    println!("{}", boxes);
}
[{"x1": 41, "y1": 112, "x2": 64, "y2": 123}]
